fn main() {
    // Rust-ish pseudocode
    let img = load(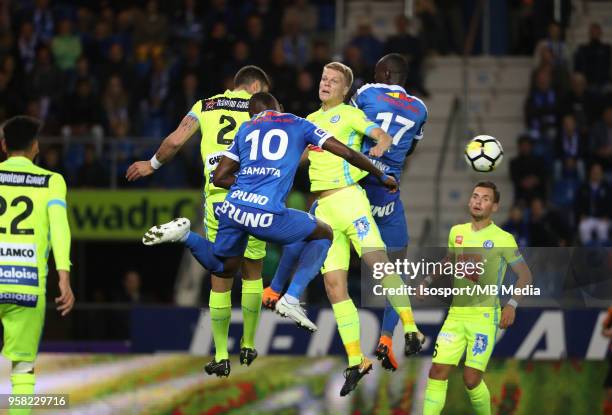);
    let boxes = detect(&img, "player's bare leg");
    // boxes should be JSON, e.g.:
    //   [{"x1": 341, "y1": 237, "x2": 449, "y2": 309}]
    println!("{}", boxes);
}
[
  {"x1": 205, "y1": 259, "x2": 240, "y2": 378},
  {"x1": 463, "y1": 367, "x2": 491, "y2": 415},
  {"x1": 423, "y1": 363, "x2": 453, "y2": 415},
  {"x1": 324, "y1": 269, "x2": 372, "y2": 396},
  {"x1": 362, "y1": 249, "x2": 424, "y2": 356},
  {"x1": 239, "y1": 258, "x2": 263, "y2": 366}
]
